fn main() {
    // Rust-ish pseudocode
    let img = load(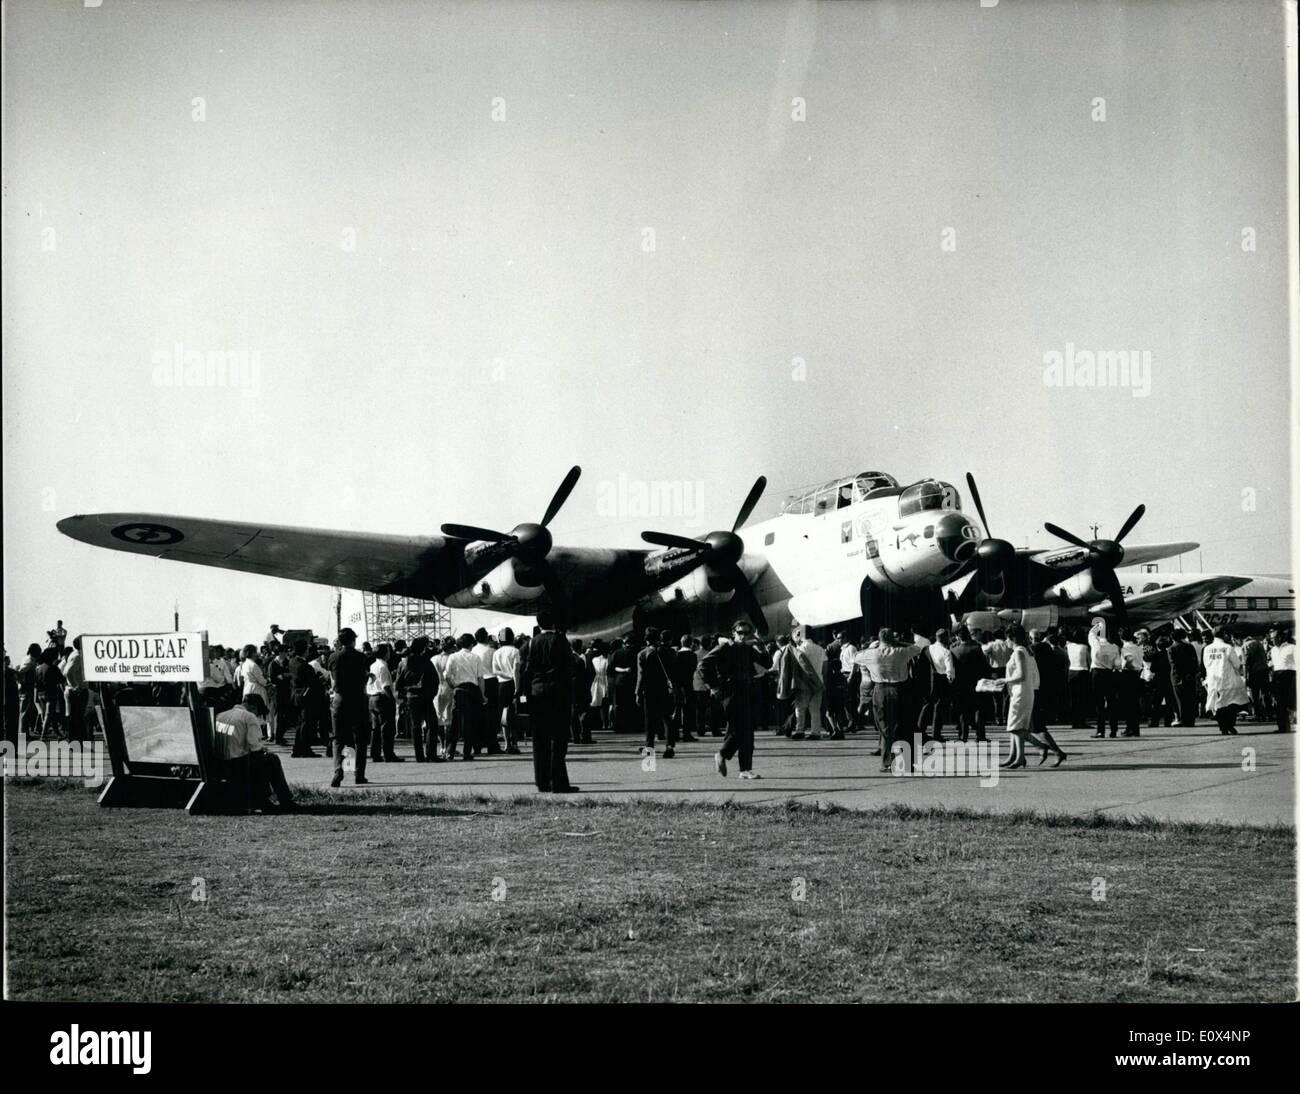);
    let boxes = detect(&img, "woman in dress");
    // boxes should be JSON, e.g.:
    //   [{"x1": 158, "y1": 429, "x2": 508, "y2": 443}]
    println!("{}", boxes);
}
[
  {"x1": 1000, "y1": 624, "x2": 1049, "y2": 769},
  {"x1": 431, "y1": 635, "x2": 457, "y2": 758},
  {"x1": 239, "y1": 645, "x2": 271, "y2": 740},
  {"x1": 589, "y1": 639, "x2": 611, "y2": 730},
  {"x1": 1203, "y1": 627, "x2": 1250, "y2": 735}
]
